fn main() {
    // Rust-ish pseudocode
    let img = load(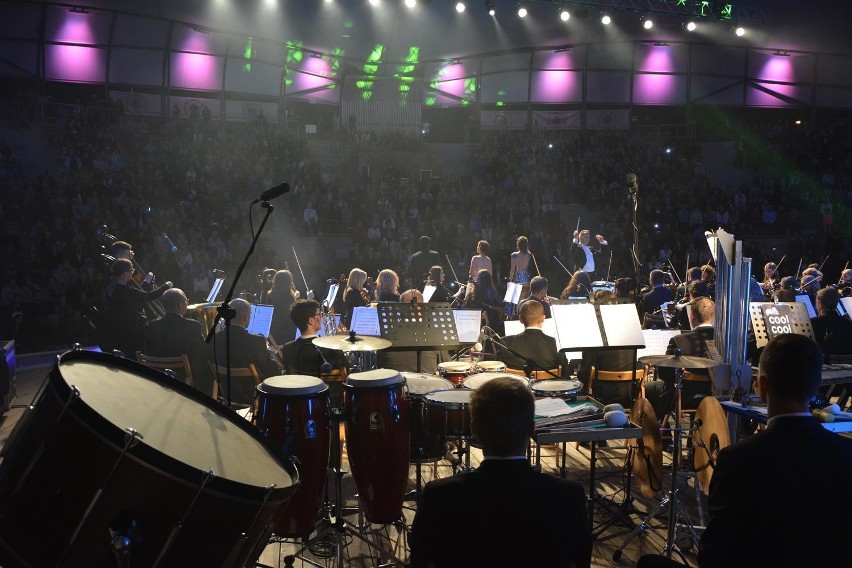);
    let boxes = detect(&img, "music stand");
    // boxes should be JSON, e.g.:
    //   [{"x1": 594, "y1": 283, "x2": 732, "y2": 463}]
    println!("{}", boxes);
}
[
  {"x1": 375, "y1": 303, "x2": 463, "y2": 372},
  {"x1": 748, "y1": 301, "x2": 814, "y2": 348}
]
